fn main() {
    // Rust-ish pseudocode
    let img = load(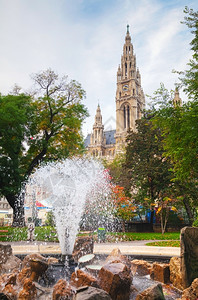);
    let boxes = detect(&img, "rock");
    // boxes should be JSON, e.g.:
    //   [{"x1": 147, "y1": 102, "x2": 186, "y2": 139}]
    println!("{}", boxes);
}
[
  {"x1": 17, "y1": 267, "x2": 31, "y2": 285},
  {"x1": 105, "y1": 248, "x2": 132, "y2": 270},
  {"x1": 0, "y1": 244, "x2": 12, "y2": 264},
  {"x1": 181, "y1": 278, "x2": 198, "y2": 300},
  {"x1": 78, "y1": 254, "x2": 95, "y2": 267},
  {"x1": 150, "y1": 263, "x2": 170, "y2": 284},
  {"x1": 70, "y1": 269, "x2": 98, "y2": 288},
  {"x1": 2, "y1": 284, "x2": 18, "y2": 299},
  {"x1": 5, "y1": 273, "x2": 17, "y2": 286},
  {"x1": 29, "y1": 258, "x2": 48, "y2": 281},
  {"x1": 22, "y1": 253, "x2": 47, "y2": 268},
  {"x1": 72, "y1": 236, "x2": 94, "y2": 262},
  {"x1": 74, "y1": 286, "x2": 112, "y2": 300},
  {"x1": 135, "y1": 283, "x2": 165, "y2": 300},
  {"x1": 47, "y1": 257, "x2": 59, "y2": 265},
  {"x1": 85, "y1": 265, "x2": 102, "y2": 277},
  {"x1": 0, "y1": 293, "x2": 10, "y2": 300},
  {"x1": 98, "y1": 262, "x2": 132, "y2": 300},
  {"x1": 180, "y1": 226, "x2": 198, "y2": 288},
  {"x1": 169, "y1": 257, "x2": 184, "y2": 290},
  {"x1": 52, "y1": 279, "x2": 74, "y2": 300},
  {"x1": 18, "y1": 278, "x2": 37, "y2": 300},
  {"x1": 131, "y1": 260, "x2": 152, "y2": 276},
  {"x1": 0, "y1": 255, "x2": 22, "y2": 275}
]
